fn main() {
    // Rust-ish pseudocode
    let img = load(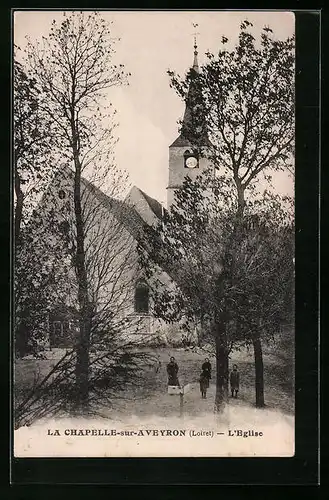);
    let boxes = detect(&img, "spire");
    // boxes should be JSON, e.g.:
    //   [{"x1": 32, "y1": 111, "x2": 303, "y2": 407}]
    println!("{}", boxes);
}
[
  {"x1": 169, "y1": 26, "x2": 210, "y2": 148},
  {"x1": 192, "y1": 35, "x2": 199, "y2": 73}
]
